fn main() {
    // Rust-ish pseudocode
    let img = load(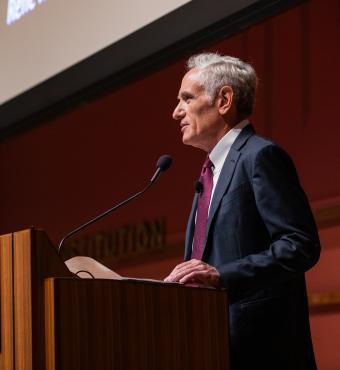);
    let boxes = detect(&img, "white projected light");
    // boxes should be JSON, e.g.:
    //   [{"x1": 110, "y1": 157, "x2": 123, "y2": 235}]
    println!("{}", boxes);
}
[
  {"x1": 2, "y1": 0, "x2": 288, "y2": 133},
  {"x1": 0, "y1": 0, "x2": 190, "y2": 105},
  {"x1": 6, "y1": 0, "x2": 46, "y2": 25}
]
